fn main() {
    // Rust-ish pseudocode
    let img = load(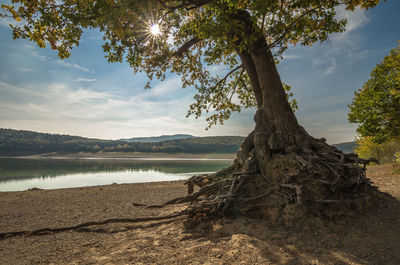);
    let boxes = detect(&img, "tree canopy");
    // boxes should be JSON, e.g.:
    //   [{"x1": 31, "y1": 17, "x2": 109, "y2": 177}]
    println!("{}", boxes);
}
[
  {"x1": 1, "y1": 0, "x2": 382, "y2": 127},
  {"x1": 348, "y1": 44, "x2": 400, "y2": 144}
]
